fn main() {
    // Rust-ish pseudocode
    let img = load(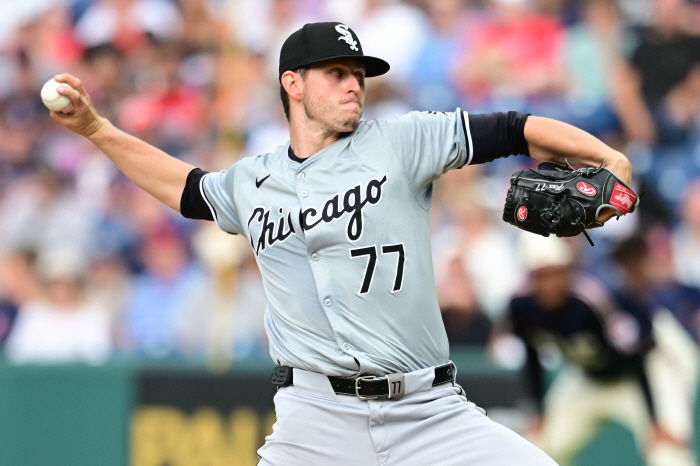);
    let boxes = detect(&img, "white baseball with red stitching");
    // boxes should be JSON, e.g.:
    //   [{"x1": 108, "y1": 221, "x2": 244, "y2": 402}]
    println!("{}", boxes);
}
[{"x1": 40, "y1": 78, "x2": 74, "y2": 113}]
